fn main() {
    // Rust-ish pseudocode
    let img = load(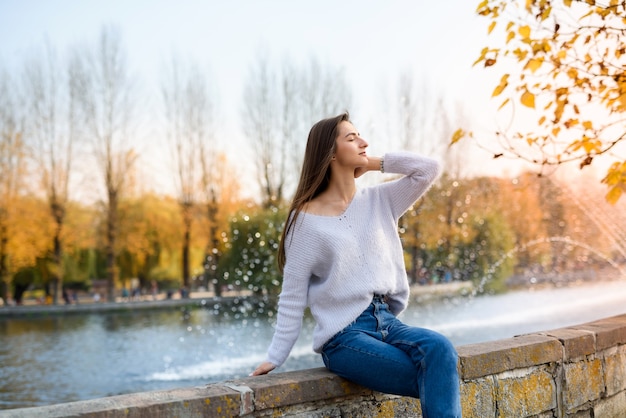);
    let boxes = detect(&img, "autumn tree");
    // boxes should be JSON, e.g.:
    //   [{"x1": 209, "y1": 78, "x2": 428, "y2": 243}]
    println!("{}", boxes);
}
[
  {"x1": 116, "y1": 193, "x2": 184, "y2": 290},
  {"x1": 464, "y1": 0, "x2": 626, "y2": 203},
  {"x1": 412, "y1": 178, "x2": 518, "y2": 291},
  {"x1": 75, "y1": 26, "x2": 137, "y2": 302},
  {"x1": 9, "y1": 196, "x2": 56, "y2": 303},
  {"x1": 0, "y1": 67, "x2": 25, "y2": 304},
  {"x1": 22, "y1": 43, "x2": 82, "y2": 304},
  {"x1": 199, "y1": 152, "x2": 240, "y2": 297},
  {"x1": 382, "y1": 71, "x2": 471, "y2": 282},
  {"x1": 162, "y1": 58, "x2": 217, "y2": 290}
]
